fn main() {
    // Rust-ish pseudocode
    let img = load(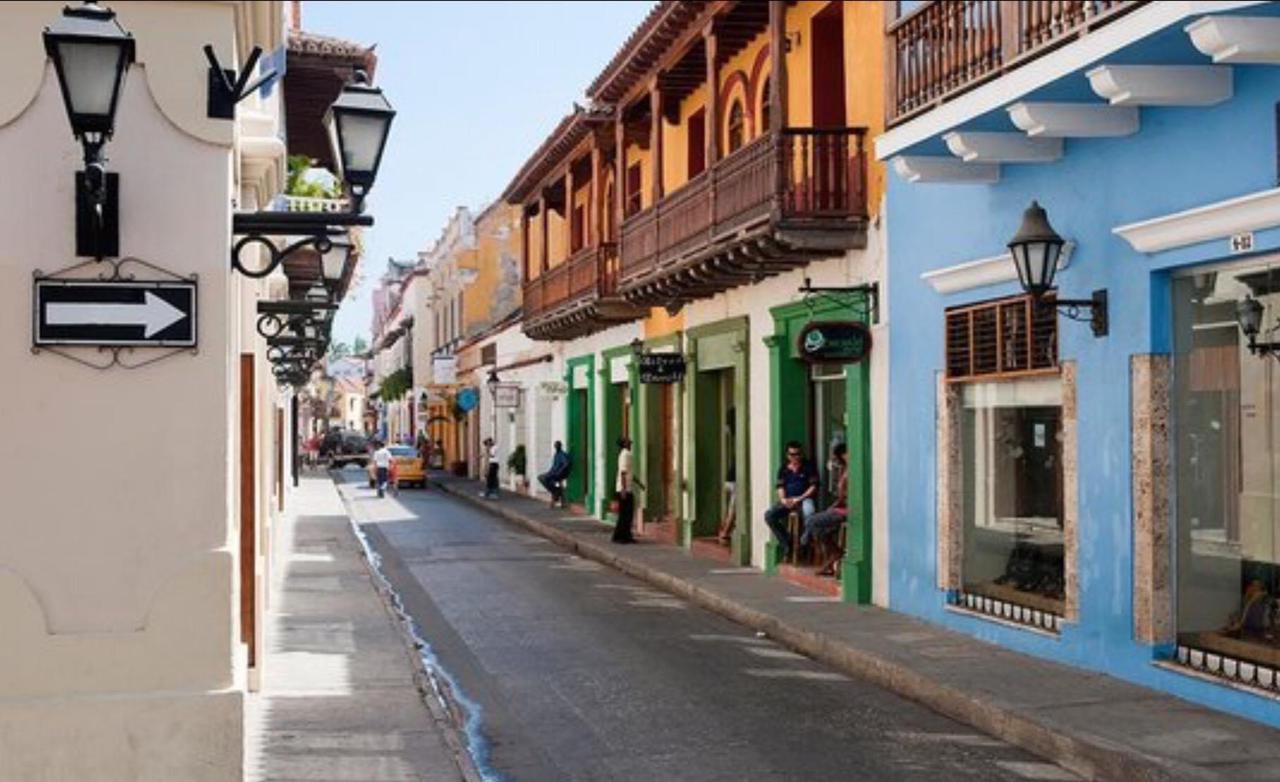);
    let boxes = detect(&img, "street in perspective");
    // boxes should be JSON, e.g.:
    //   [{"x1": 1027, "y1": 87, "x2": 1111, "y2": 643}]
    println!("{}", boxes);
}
[{"x1": 4, "y1": 1, "x2": 1280, "y2": 780}]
